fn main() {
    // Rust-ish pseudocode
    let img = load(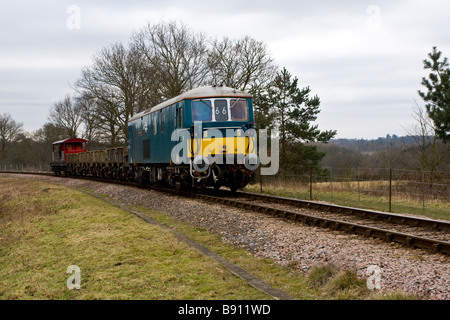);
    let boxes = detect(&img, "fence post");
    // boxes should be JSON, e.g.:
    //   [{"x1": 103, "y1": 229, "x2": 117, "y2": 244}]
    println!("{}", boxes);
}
[
  {"x1": 389, "y1": 168, "x2": 392, "y2": 212},
  {"x1": 330, "y1": 167, "x2": 333, "y2": 200},
  {"x1": 259, "y1": 168, "x2": 263, "y2": 193},
  {"x1": 422, "y1": 169, "x2": 425, "y2": 212},
  {"x1": 357, "y1": 167, "x2": 360, "y2": 203},
  {"x1": 309, "y1": 167, "x2": 313, "y2": 200}
]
